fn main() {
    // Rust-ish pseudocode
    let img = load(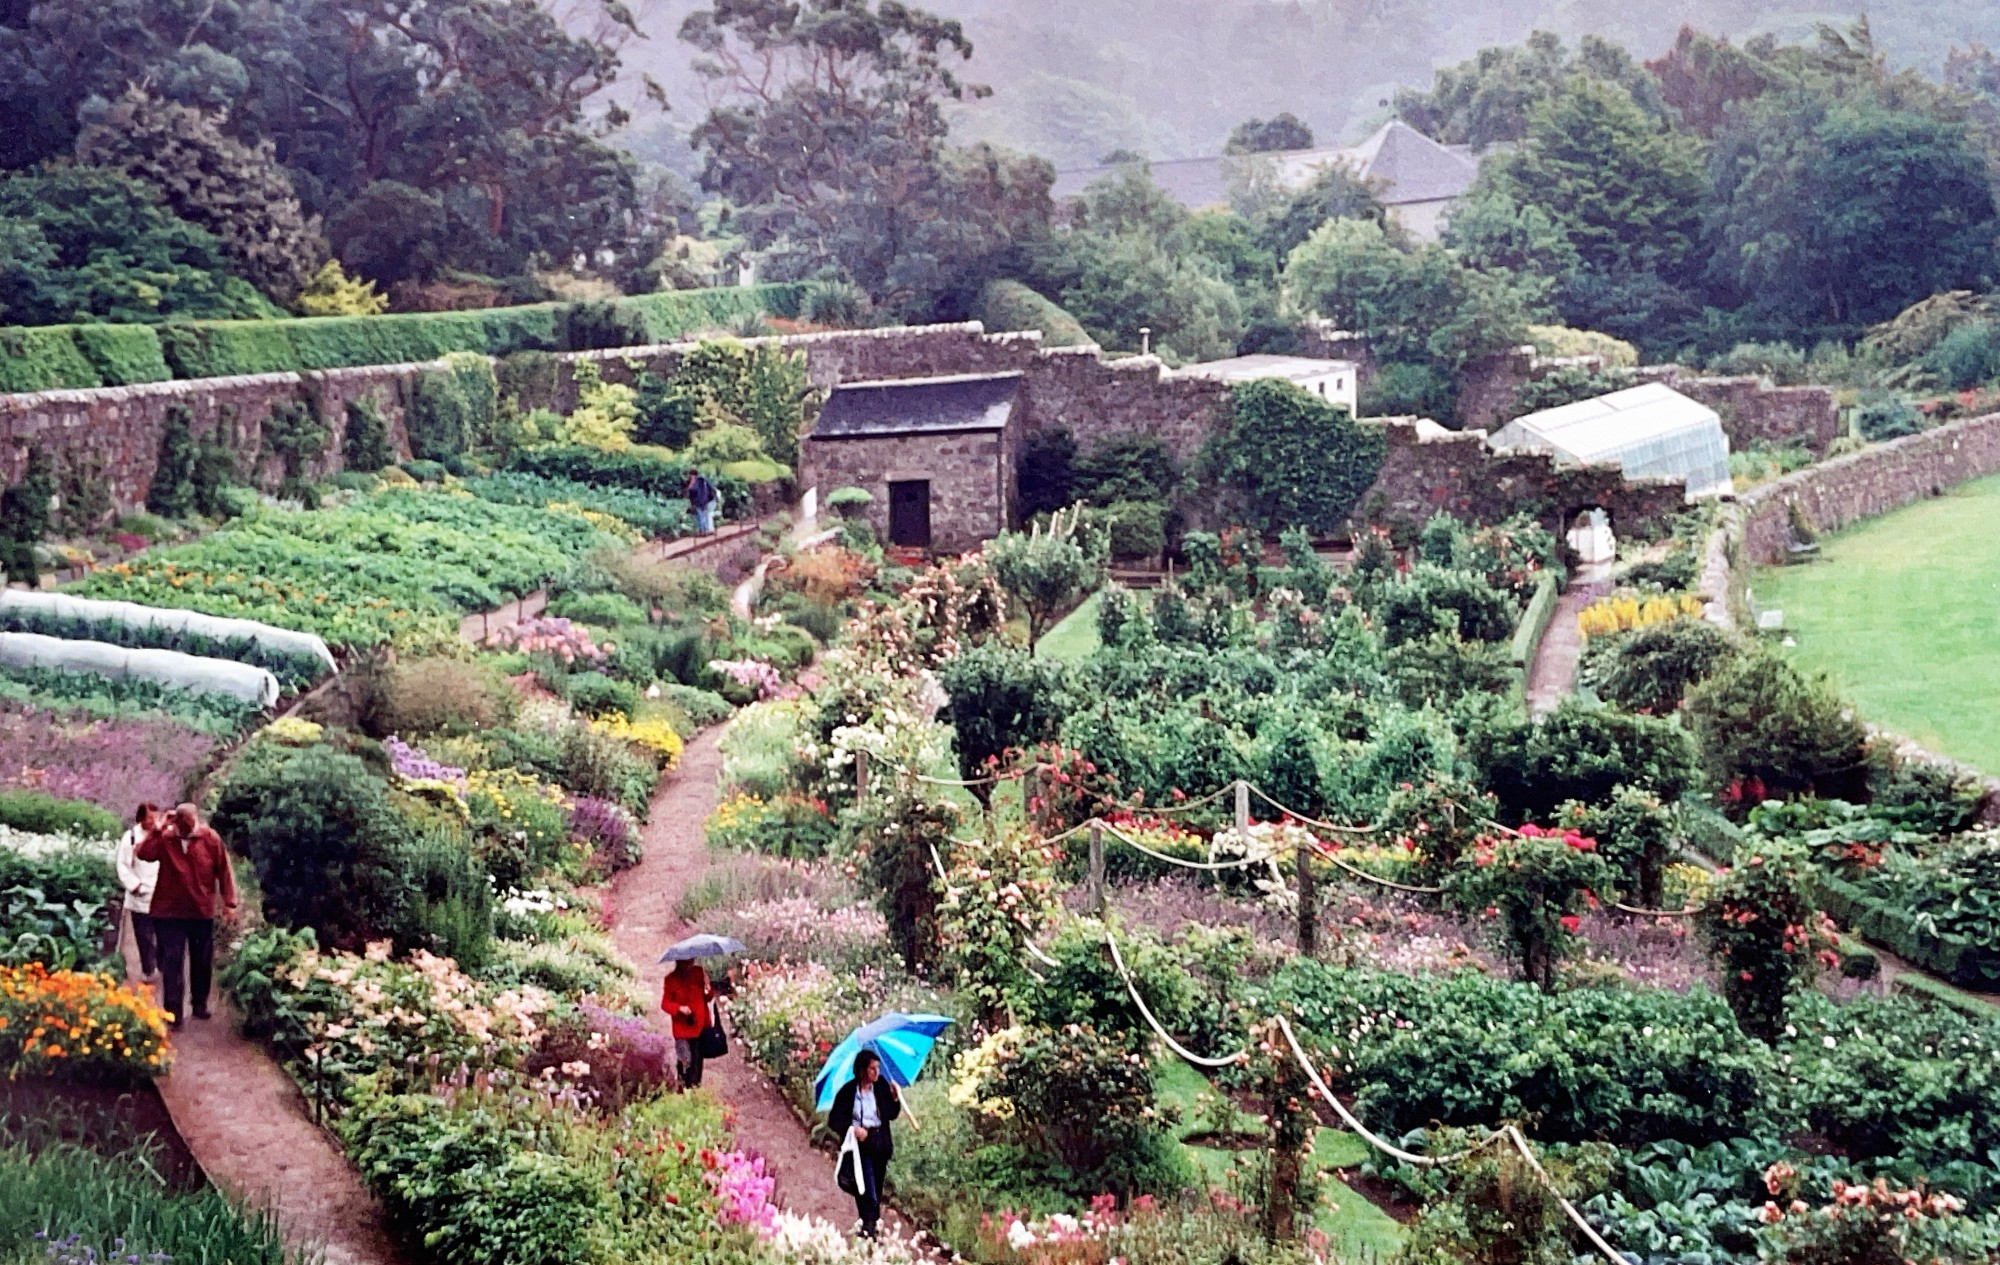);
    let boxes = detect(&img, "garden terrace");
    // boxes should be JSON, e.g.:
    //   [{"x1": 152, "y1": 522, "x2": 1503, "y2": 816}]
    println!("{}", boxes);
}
[{"x1": 683, "y1": 510, "x2": 2000, "y2": 1265}]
